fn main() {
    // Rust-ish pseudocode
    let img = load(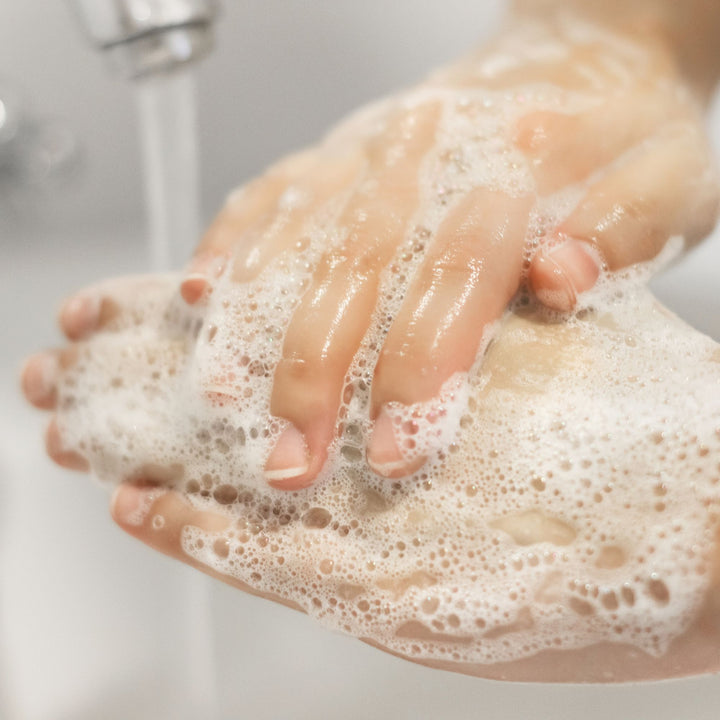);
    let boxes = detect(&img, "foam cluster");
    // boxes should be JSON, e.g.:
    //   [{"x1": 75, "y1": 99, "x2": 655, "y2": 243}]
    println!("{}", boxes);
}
[
  {"x1": 58, "y1": 270, "x2": 720, "y2": 669},
  {"x1": 54, "y1": 16, "x2": 720, "y2": 673}
]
